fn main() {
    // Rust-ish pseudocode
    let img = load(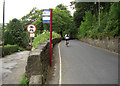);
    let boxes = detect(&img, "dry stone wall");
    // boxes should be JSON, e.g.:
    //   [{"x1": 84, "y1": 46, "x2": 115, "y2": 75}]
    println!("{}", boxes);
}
[
  {"x1": 25, "y1": 38, "x2": 61, "y2": 85},
  {"x1": 80, "y1": 38, "x2": 120, "y2": 54}
]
